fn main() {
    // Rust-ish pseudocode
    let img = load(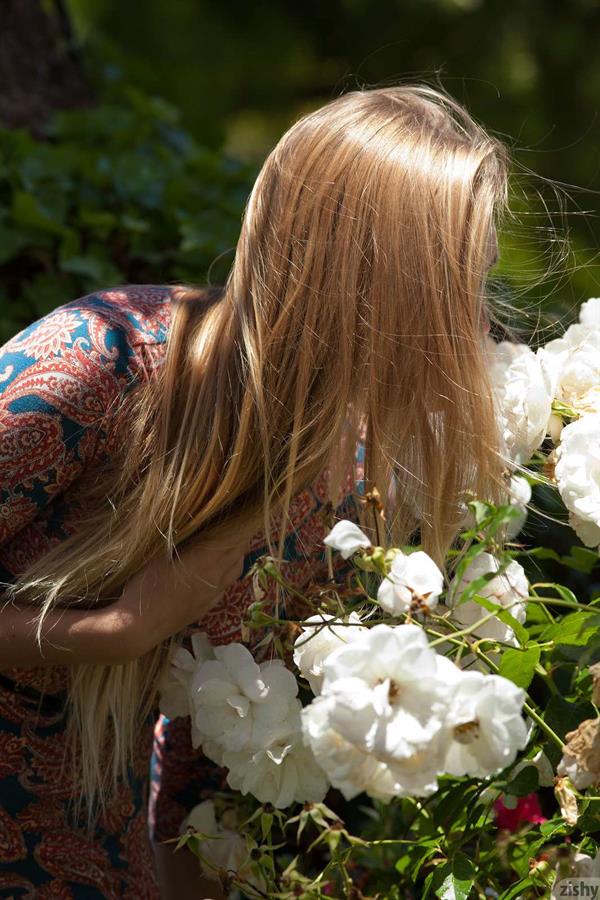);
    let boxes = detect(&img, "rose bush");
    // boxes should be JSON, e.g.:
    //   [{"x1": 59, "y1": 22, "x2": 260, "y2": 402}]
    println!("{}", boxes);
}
[{"x1": 157, "y1": 301, "x2": 600, "y2": 899}]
